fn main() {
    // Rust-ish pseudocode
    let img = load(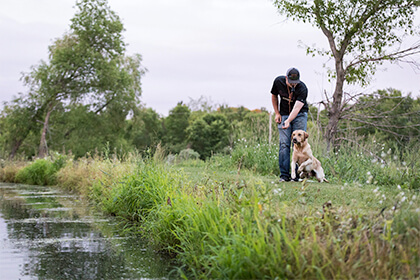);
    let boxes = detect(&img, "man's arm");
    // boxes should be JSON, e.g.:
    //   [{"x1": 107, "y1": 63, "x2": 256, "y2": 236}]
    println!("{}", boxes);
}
[
  {"x1": 282, "y1": 101, "x2": 304, "y2": 129},
  {"x1": 271, "y1": 94, "x2": 281, "y2": 124}
]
